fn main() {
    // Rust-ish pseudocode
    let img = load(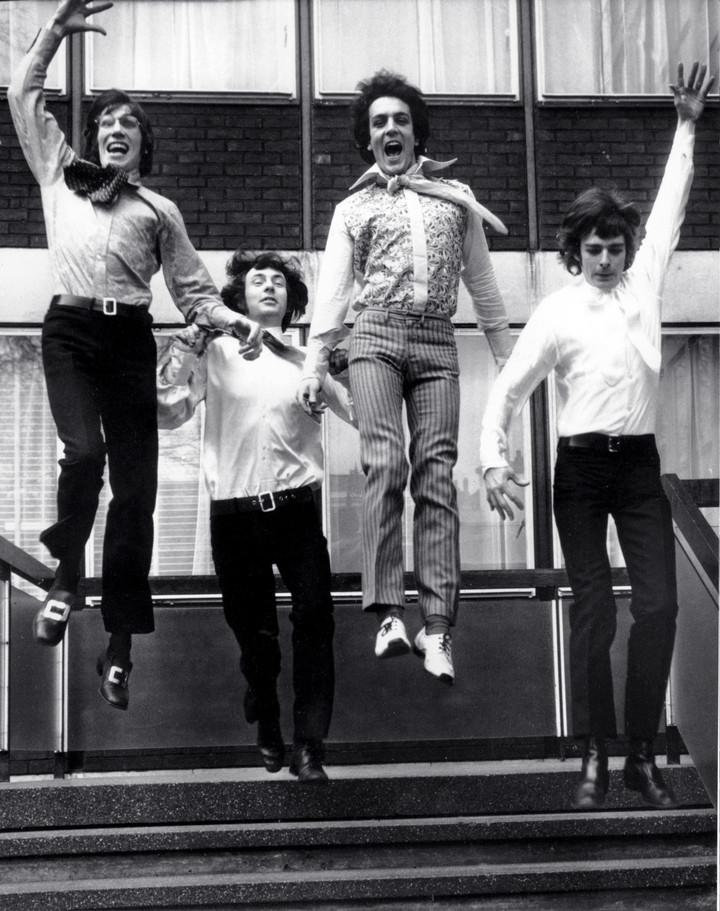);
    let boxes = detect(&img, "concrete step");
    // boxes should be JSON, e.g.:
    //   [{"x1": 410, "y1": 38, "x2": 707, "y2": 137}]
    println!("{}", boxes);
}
[
  {"x1": 0, "y1": 760, "x2": 713, "y2": 909},
  {"x1": 0, "y1": 850, "x2": 715, "y2": 910},
  {"x1": 0, "y1": 757, "x2": 710, "y2": 831},
  {"x1": 0, "y1": 806, "x2": 714, "y2": 858}
]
